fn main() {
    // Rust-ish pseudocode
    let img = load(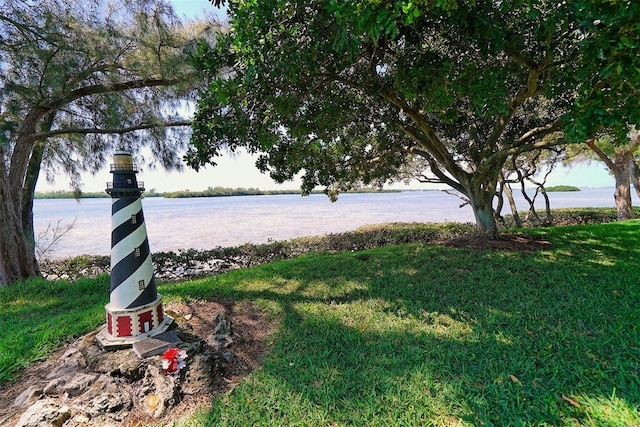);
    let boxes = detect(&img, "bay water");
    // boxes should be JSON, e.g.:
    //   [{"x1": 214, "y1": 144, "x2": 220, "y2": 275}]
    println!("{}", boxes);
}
[{"x1": 33, "y1": 187, "x2": 634, "y2": 259}]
